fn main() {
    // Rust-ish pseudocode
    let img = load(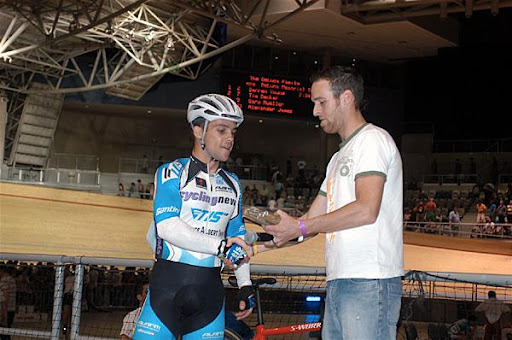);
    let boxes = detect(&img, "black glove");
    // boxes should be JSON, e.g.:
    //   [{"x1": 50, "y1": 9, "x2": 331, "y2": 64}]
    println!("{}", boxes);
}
[{"x1": 237, "y1": 285, "x2": 255, "y2": 311}]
